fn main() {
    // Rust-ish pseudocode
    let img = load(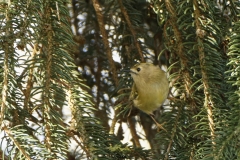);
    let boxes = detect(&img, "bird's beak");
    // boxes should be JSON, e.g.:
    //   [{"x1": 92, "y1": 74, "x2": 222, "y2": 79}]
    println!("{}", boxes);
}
[
  {"x1": 121, "y1": 68, "x2": 137, "y2": 76},
  {"x1": 122, "y1": 69, "x2": 130, "y2": 73}
]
